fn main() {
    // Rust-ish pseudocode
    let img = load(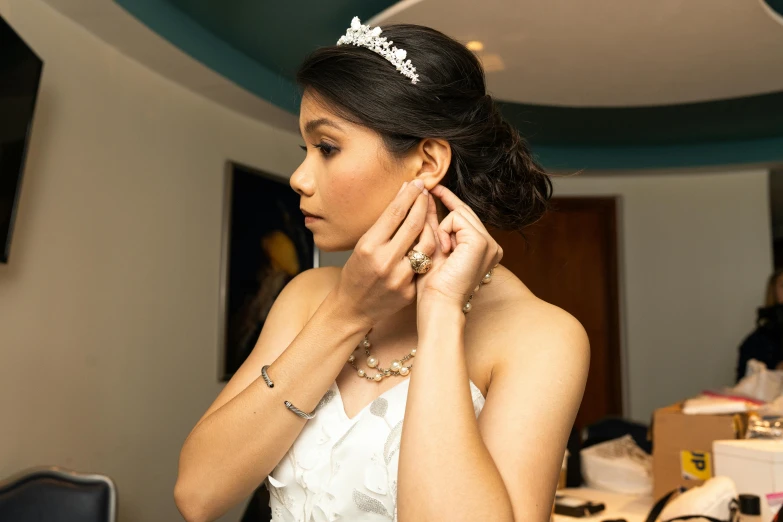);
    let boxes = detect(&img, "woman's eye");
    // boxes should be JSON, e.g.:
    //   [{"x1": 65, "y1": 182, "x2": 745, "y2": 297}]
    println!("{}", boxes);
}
[{"x1": 315, "y1": 142, "x2": 337, "y2": 157}]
